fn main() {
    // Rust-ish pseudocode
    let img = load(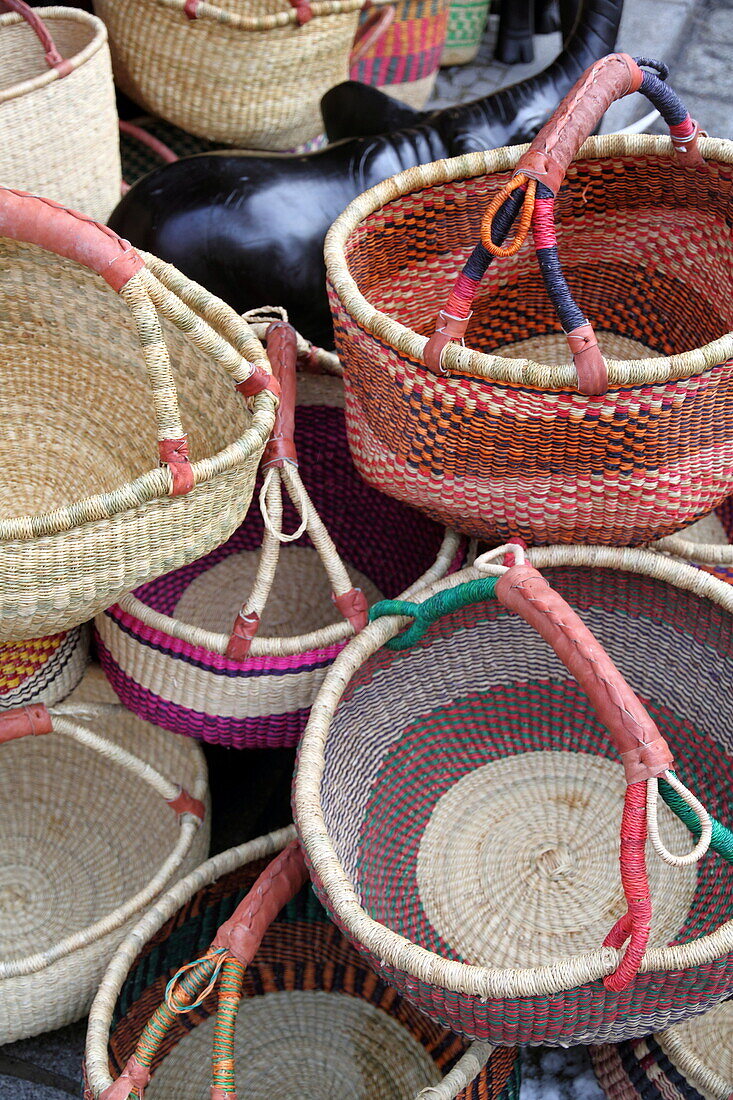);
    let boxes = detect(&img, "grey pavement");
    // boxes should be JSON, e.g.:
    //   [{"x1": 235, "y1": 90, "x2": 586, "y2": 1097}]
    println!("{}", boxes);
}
[{"x1": 1, "y1": 1, "x2": 727, "y2": 1096}]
